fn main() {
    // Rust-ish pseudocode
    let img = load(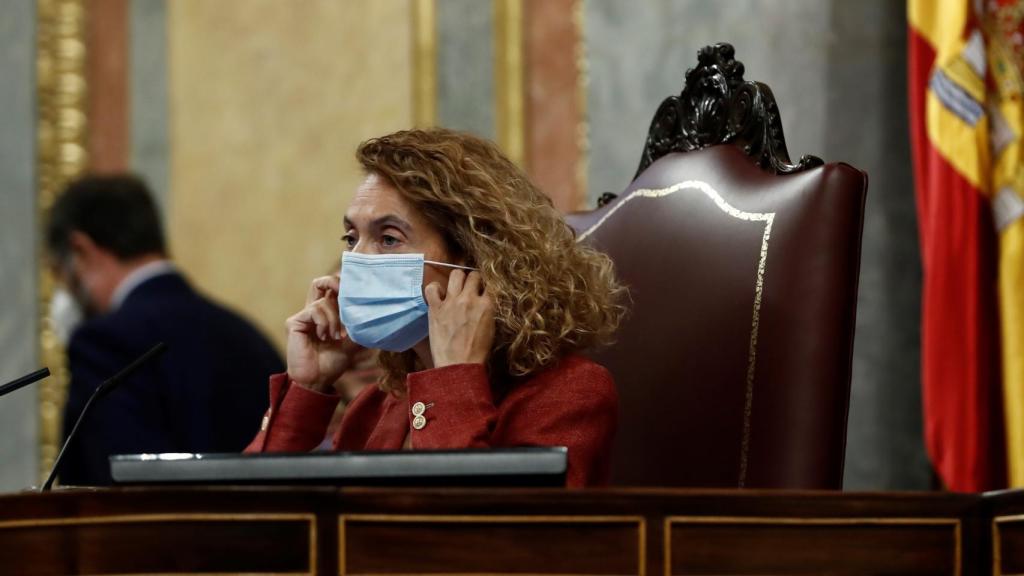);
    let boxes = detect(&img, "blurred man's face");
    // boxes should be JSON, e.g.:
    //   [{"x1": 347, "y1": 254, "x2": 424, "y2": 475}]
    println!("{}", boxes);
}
[
  {"x1": 52, "y1": 255, "x2": 96, "y2": 318},
  {"x1": 50, "y1": 230, "x2": 111, "y2": 318},
  {"x1": 46, "y1": 253, "x2": 91, "y2": 346}
]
